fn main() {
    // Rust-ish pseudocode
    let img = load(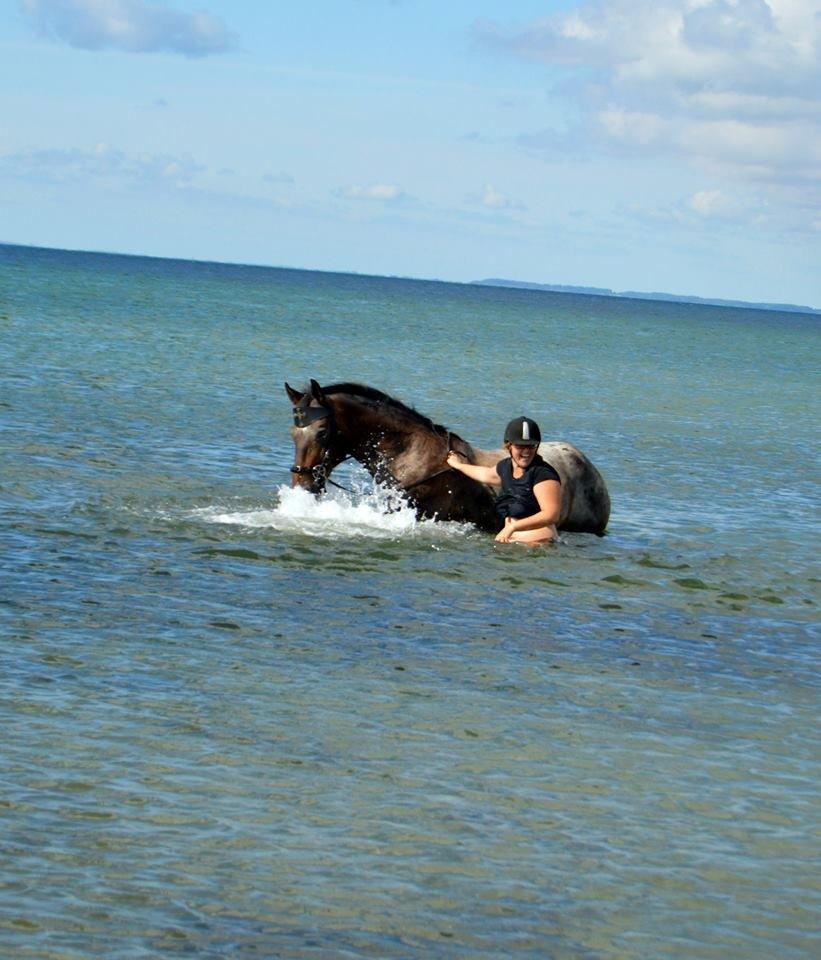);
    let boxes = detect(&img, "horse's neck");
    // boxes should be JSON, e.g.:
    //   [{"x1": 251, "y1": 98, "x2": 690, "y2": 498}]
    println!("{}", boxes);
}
[
  {"x1": 336, "y1": 395, "x2": 440, "y2": 470},
  {"x1": 473, "y1": 446, "x2": 505, "y2": 467},
  {"x1": 334, "y1": 393, "x2": 502, "y2": 473},
  {"x1": 336, "y1": 396, "x2": 410, "y2": 454},
  {"x1": 449, "y1": 433, "x2": 503, "y2": 467}
]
